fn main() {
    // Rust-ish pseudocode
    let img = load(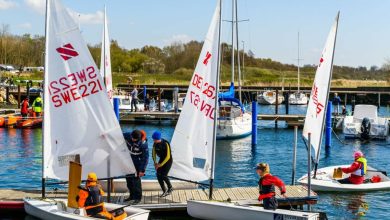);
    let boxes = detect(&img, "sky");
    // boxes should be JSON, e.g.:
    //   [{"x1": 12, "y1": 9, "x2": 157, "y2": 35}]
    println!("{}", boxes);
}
[{"x1": 0, "y1": 0, "x2": 390, "y2": 68}]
